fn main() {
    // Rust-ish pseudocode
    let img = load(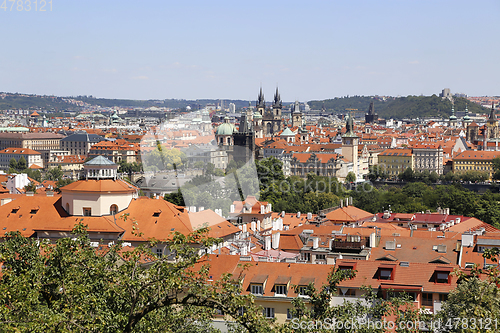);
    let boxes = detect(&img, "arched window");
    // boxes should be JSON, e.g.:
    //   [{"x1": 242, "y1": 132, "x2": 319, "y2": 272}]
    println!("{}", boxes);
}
[{"x1": 110, "y1": 204, "x2": 118, "y2": 215}]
